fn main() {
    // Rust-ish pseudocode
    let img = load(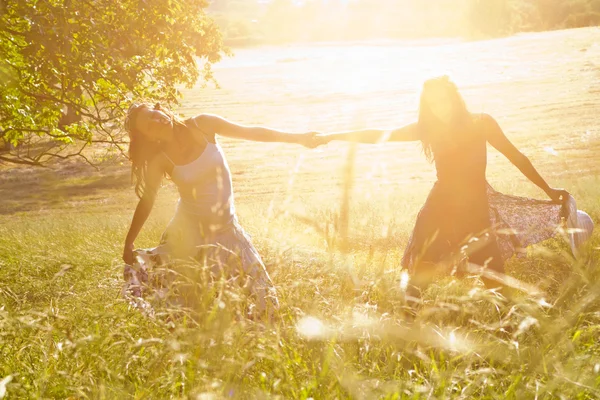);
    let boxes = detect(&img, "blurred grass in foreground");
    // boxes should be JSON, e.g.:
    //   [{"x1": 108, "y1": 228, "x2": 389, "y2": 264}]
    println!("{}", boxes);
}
[{"x1": 0, "y1": 152, "x2": 599, "y2": 399}]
